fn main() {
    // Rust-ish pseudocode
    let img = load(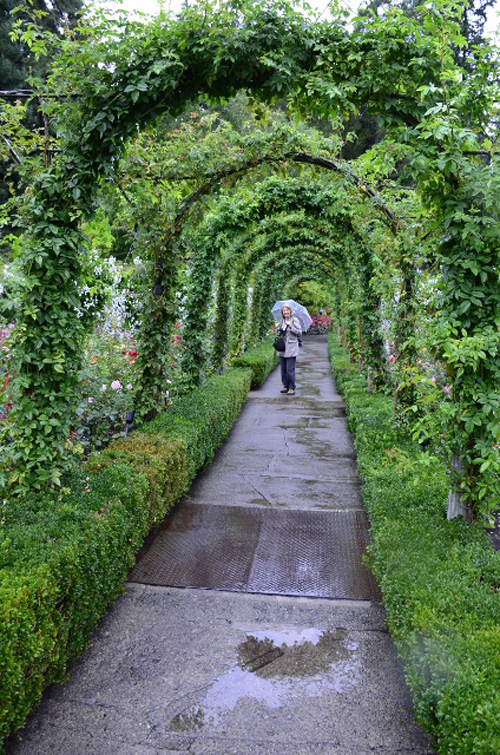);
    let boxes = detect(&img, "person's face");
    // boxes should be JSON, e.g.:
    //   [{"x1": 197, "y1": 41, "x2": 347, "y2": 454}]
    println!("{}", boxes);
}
[{"x1": 283, "y1": 307, "x2": 291, "y2": 318}]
